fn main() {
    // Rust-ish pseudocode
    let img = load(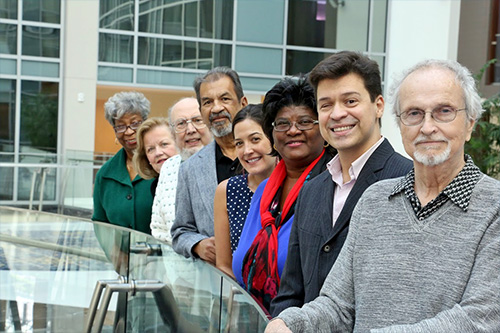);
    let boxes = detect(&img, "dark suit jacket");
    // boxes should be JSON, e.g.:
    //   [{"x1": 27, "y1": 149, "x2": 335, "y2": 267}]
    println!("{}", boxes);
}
[{"x1": 270, "y1": 139, "x2": 413, "y2": 316}]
